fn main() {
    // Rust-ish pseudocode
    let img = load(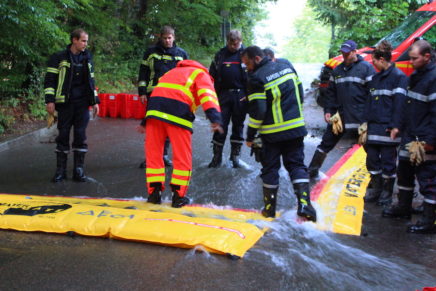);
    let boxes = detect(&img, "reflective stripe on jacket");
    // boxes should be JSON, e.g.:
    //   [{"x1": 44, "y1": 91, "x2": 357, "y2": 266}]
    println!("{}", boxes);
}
[
  {"x1": 44, "y1": 46, "x2": 98, "y2": 105},
  {"x1": 146, "y1": 60, "x2": 221, "y2": 132},
  {"x1": 246, "y1": 58, "x2": 307, "y2": 143},
  {"x1": 138, "y1": 43, "x2": 188, "y2": 96}
]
